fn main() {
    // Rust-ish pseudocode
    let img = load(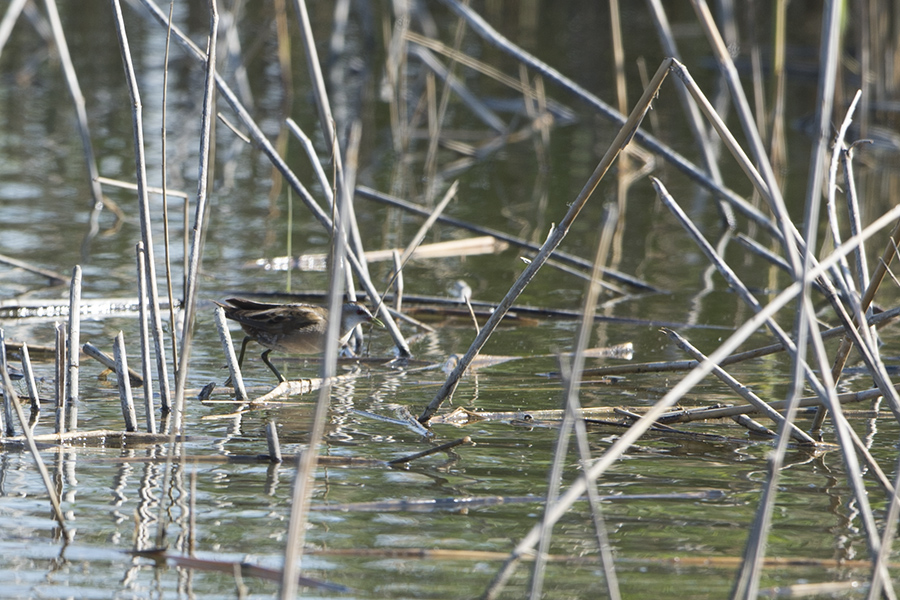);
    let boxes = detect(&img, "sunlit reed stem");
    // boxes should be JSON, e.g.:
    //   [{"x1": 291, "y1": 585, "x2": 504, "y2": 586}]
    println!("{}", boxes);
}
[
  {"x1": 110, "y1": 0, "x2": 172, "y2": 417},
  {"x1": 65, "y1": 265, "x2": 81, "y2": 432},
  {"x1": 173, "y1": 0, "x2": 218, "y2": 433},
  {"x1": 136, "y1": 243, "x2": 156, "y2": 434}
]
